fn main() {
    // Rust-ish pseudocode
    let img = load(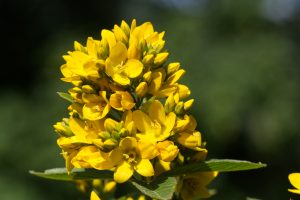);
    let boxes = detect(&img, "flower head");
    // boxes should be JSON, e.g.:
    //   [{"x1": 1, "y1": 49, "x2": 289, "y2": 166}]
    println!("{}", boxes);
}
[{"x1": 55, "y1": 20, "x2": 210, "y2": 189}]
